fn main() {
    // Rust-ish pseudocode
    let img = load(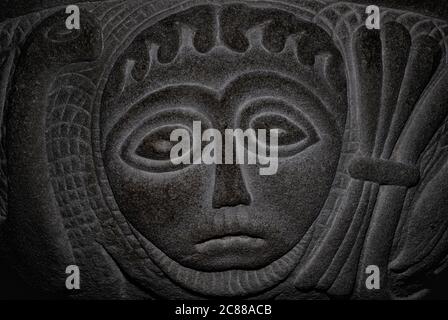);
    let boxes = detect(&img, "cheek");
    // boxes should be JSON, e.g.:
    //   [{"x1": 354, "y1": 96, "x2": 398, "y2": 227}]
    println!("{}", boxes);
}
[
  {"x1": 104, "y1": 153, "x2": 214, "y2": 228},
  {"x1": 246, "y1": 136, "x2": 341, "y2": 218}
]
